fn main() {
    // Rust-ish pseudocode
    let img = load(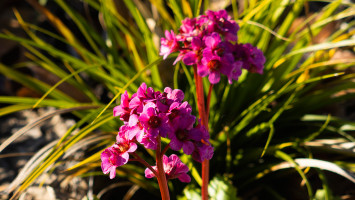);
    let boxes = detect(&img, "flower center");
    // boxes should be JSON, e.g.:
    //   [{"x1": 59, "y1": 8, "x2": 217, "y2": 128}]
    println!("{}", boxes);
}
[
  {"x1": 207, "y1": 60, "x2": 220, "y2": 71},
  {"x1": 176, "y1": 129, "x2": 188, "y2": 141},
  {"x1": 168, "y1": 109, "x2": 179, "y2": 120},
  {"x1": 113, "y1": 142, "x2": 130, "y2": 154},
  {"x1": 117, "y1": 142, "x2": 130, "y2": 152},
  {"x1": 148, "y1": 116, "x2": 161, "y2": 128},
  {"x1": 160, "y1": 98, "x2": 167, "y2": 105},
  {"x1": 216, "y1": 48, "x2": 224, "y2": 56}
]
